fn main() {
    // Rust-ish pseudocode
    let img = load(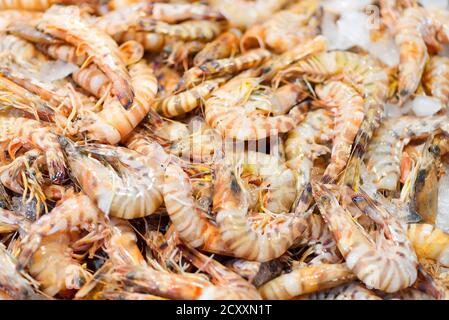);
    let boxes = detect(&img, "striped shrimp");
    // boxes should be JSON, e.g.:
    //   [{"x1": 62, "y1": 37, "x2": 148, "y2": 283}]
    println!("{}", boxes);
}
[
  {"x1": 423, "y1": 55, "x2": 449, "y2": 109},
  {"x1": 211, "y1": 160, "x2": 308, "y2": 262},
  {"x1": 61, "y1": 140, "x2": 165, "y2": 220},
  {"x1": 193, "y1": 29, "x2": 241, "y2": 66},
  {"x1": 285, "y1": 109, "x2": 333, "y2": 203},
  {"x1": 313, "y1": 184, "x2": 418, "y2": 293},
  {"x1": 225, "y1": 259, "x2": 284, "y2": 287},
  {"x1": 407, "y1": 224, "x2": 449, "y2": 267},
  {"x1": 259, "y1": 263, "x2": 356, "y2": 300},
  {"x1": 111, "y1": 247, "x2": 262, "y2": 300},
  {"x1": 0, "y1": 34, "x2": 47, "y2": 68},
  {"x1": 366, "y1": 115, "x2": 449, "y2": 191},
  {"x1": 0, "y1": 116, "x2": 65, "y2": 183},
  {"x1": 182, "y1": 48, "x2": 271, "y2": 87},
  {"x1": 155, "y1": 78, "x2": 226, "y2": 118},
  {"x1": 395, "y1": 7, "x2": 449, "y2": 104},
  {"x1": 138, "y1": 19, "x2": 223, "y2": 42},
  {"x1": 16, "y1": 192, "x2": 105, "y2": 270},
  {"x1": 205, "y1": 75, "x2": 308, "y2": 141},
  {"x1": 315, "y1": 81, "x2": 365, "y2": 183},
  {"x1": 28, "y1": 231, "x2": 92, "y2": 297},
  {"x1": 298, "y1": 282, "x2": 382, "y2": 300},
  {"x1": 78, "y1": 60, "x2": 158, "y2": 144},
  {"x1": 36, "y1": 5, "x2": 134, "y2": 108},
  {"x1": 0, "y1": 0, "x2": 95, "y2": 11},
  {"x1": 112, "y1": 30, "x2": 165, "y2": 53},
  {"x1": 241, "y1": 0, "x2": 320, "y2": 53}
]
